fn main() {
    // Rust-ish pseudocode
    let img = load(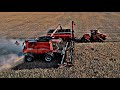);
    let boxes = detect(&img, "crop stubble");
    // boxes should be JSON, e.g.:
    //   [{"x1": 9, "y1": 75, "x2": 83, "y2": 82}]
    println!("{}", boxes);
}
[{"x1": 0, "y1": 12, "x2": 120, "y2": 78}]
